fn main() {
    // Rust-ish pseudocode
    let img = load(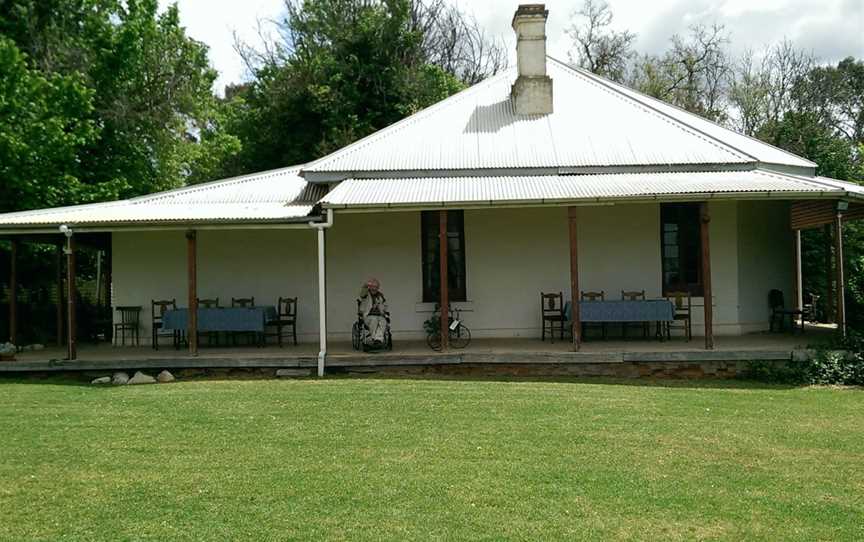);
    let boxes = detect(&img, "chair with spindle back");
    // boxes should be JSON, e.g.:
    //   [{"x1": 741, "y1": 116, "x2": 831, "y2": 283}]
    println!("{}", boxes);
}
[
  {"x1": 196, "y1": 297, "x2": 220, "y2": 346},
  {"x1": 231, "y1": 297, "x2": 256, "y2": 345},
  {"x1": 769, "y1": 289, "x2": 804, "y2": 333},
  {"x1": 621, "y1": 290, "x2": 648, "y2": 340},
  {"x1": 580, "y1": 290, "x2": 607, "y2": 340},
  {"x1": 265, "y1": 297, "x2": 298, "y2": 347},
  {"x1": 540, "y1": 292, "x2": 565, "y2": 342},
  {"x1": 665, "y1": 291, "x2": 692, "y2": 341},
  {"x1": 113, "y1": 306, "x2": 142, "y2": 346},
  {"x1": 151, "y1": 299, "x2": 179, "y2": 350}
]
